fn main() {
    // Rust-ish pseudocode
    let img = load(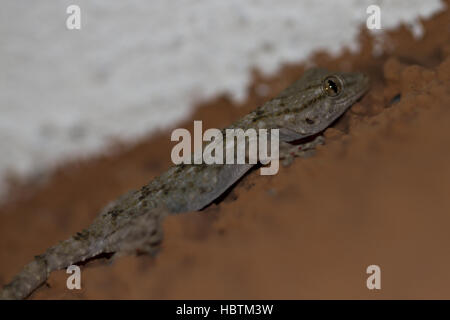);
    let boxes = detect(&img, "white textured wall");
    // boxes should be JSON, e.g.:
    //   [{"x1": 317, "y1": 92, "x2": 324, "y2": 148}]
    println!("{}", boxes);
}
[{"x1": 0, "y1": 0, "x2": 445, "y2": 199}]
